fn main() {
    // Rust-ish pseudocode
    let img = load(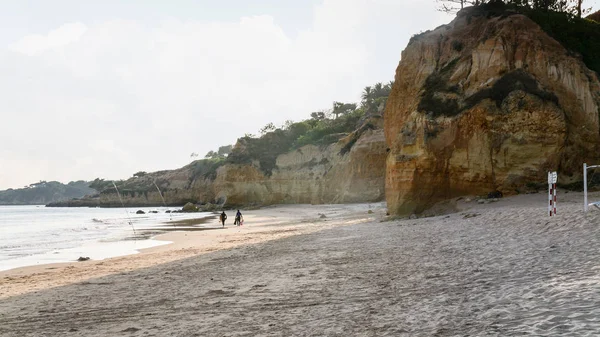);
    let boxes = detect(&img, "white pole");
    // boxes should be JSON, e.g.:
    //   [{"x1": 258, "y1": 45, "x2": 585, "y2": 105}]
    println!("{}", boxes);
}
[
  {"x1": 553, "y1": 183, "x2": 557, "y2": 215},
  {"x1": 584, "y1": 163, "x2": 588, "y2": 213}
]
